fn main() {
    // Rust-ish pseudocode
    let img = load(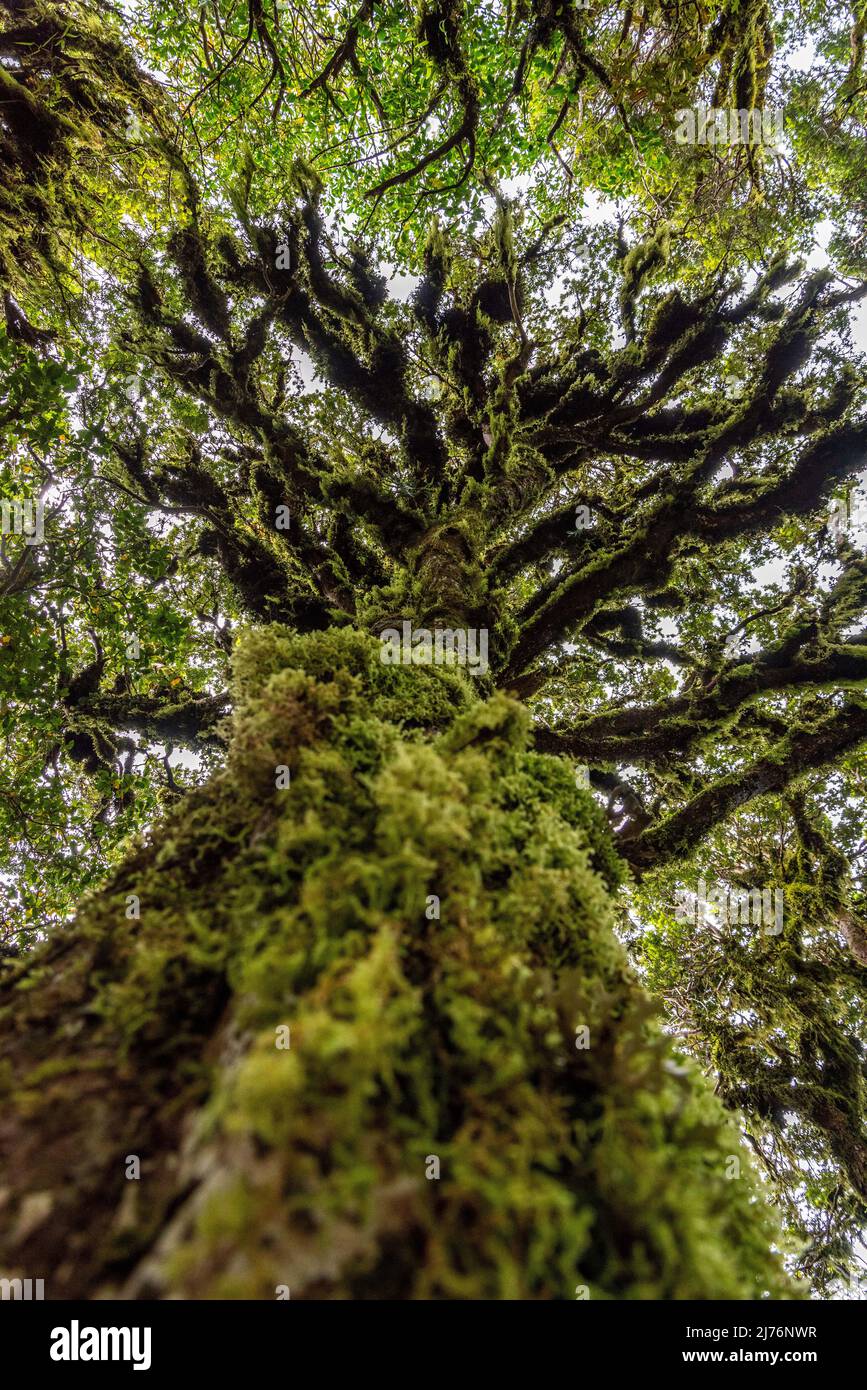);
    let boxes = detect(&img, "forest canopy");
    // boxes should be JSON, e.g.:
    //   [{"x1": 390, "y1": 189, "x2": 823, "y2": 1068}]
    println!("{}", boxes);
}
[{"x1": 1, "y1": 0, "x2": 867, "y2": 1300}]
